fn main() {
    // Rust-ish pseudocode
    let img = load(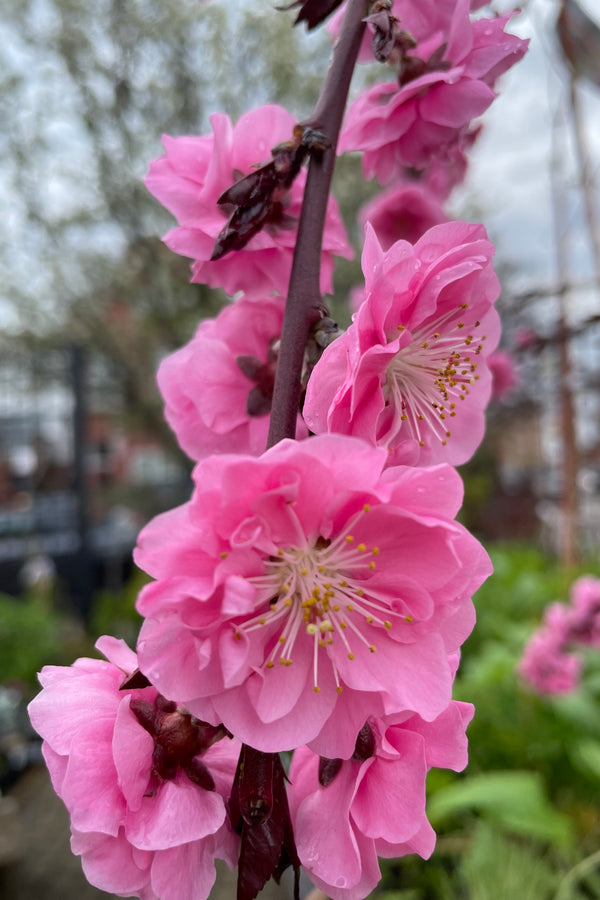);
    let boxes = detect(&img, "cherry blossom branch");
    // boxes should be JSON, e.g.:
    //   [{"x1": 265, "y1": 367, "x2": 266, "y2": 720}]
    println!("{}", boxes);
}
[{"x1": 266, "y1": 0, "x2": 368, "y2": 447}]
